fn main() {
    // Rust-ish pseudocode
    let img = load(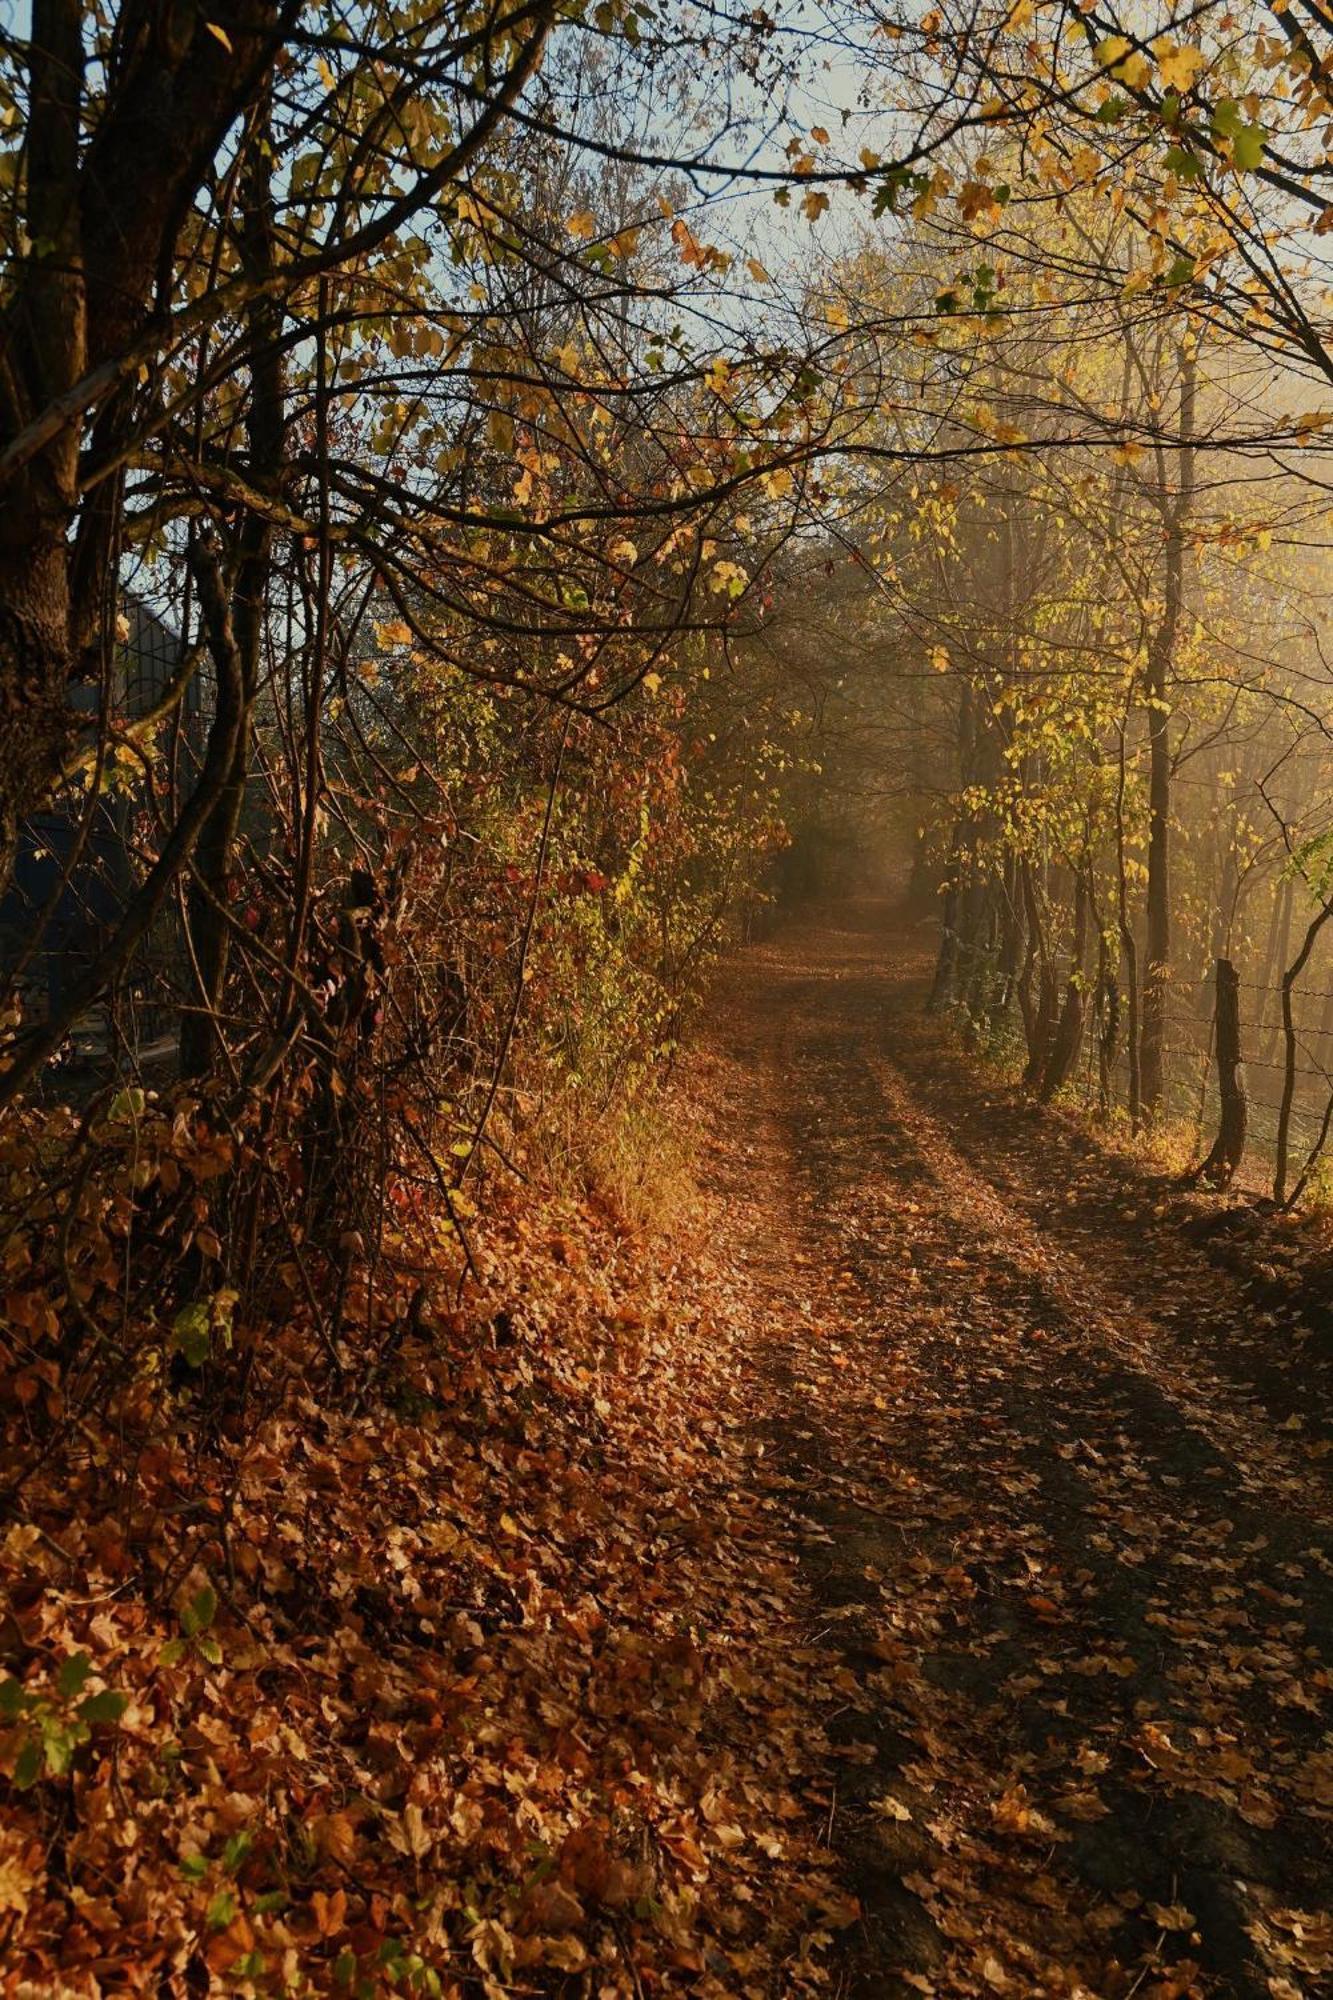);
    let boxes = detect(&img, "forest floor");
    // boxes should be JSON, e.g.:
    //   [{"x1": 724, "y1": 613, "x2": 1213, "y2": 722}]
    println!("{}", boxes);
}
[
  {"x1": 12, "y1": 901, "x2": 1333, "y2": 2000},
  {"x1": 700, "y1": 901, "x2": 1333, "y2": 2000}
]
